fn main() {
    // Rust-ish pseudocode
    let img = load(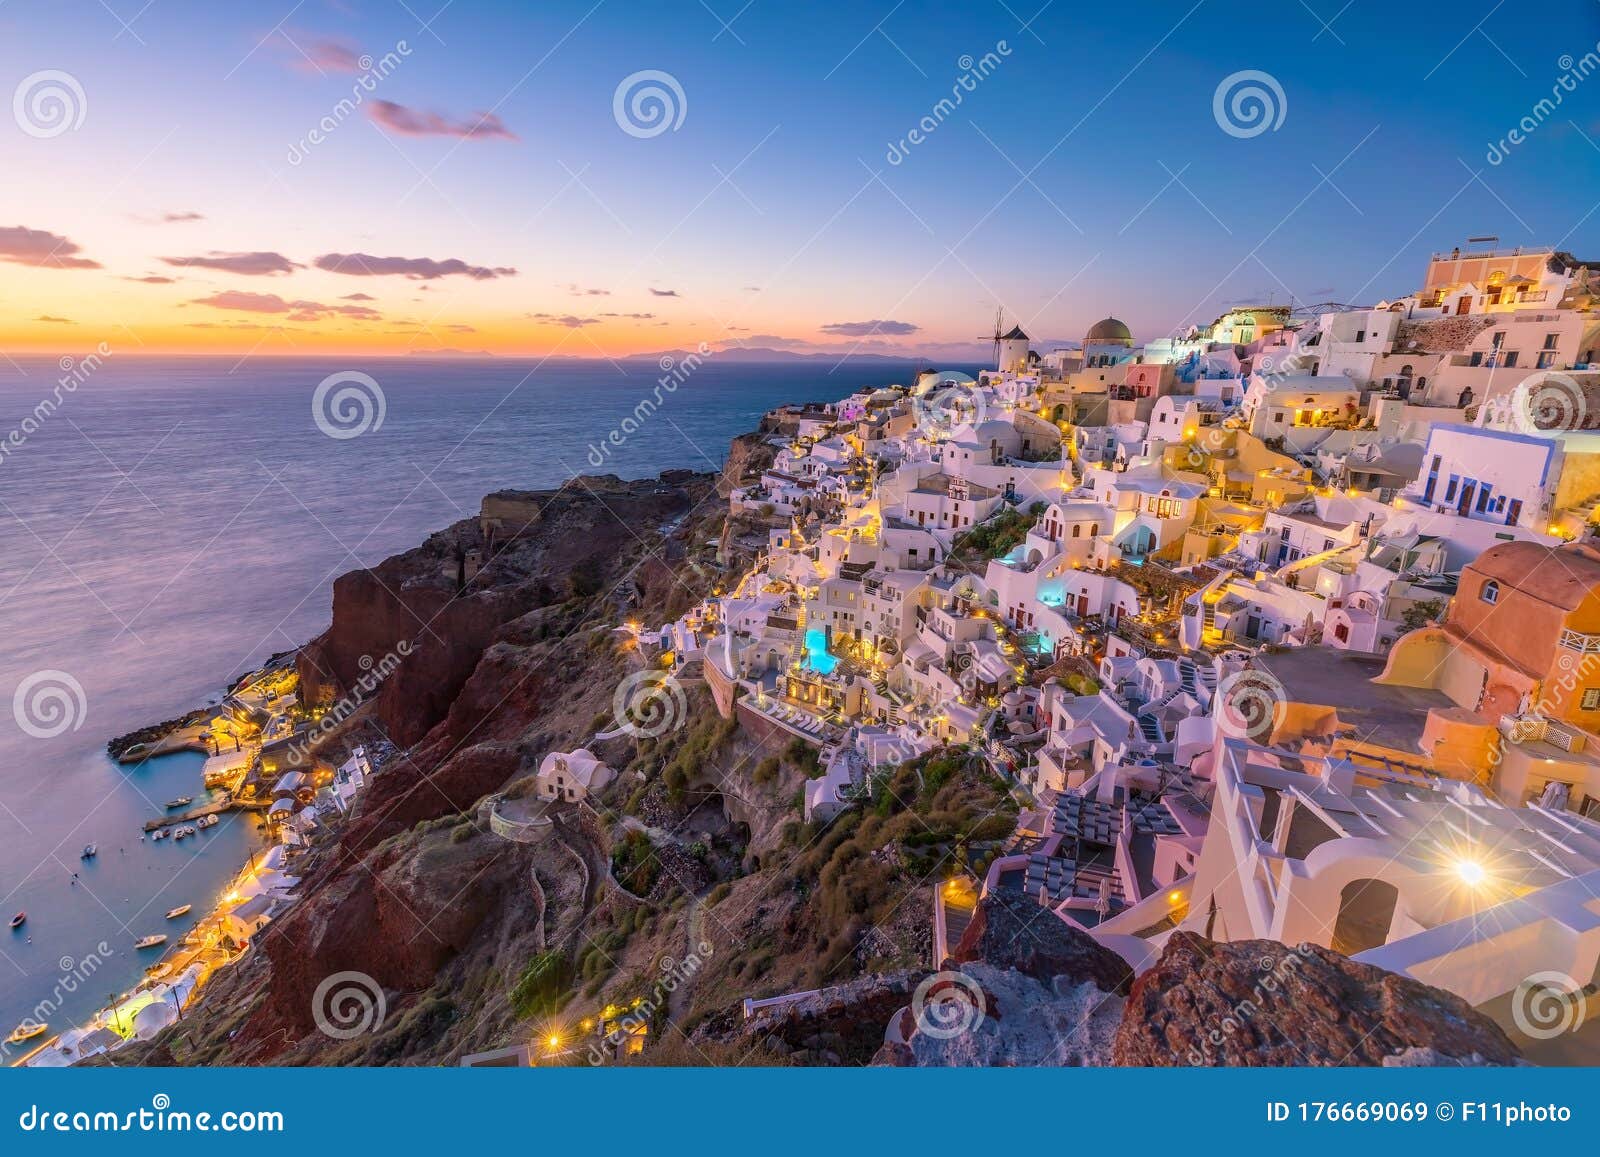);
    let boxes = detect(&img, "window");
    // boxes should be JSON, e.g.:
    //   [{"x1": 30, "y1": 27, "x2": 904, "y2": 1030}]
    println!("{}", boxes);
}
[
  {"x1": 1481, "y1": 580, "x2": 1499, "y2": 605},
  {"x1": 1503, "y1": 351, "x2": 1519, "y2": 368},
  {"x1": 1584, "y1": 689, "x2": 1600, "y2": 711},
  {"x1": 1544, "y1": 333, "x2": 1559, "y2": 350},
  {"x1": 1538, "y1": 352, "x2": 1556, "y2": 369}
]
